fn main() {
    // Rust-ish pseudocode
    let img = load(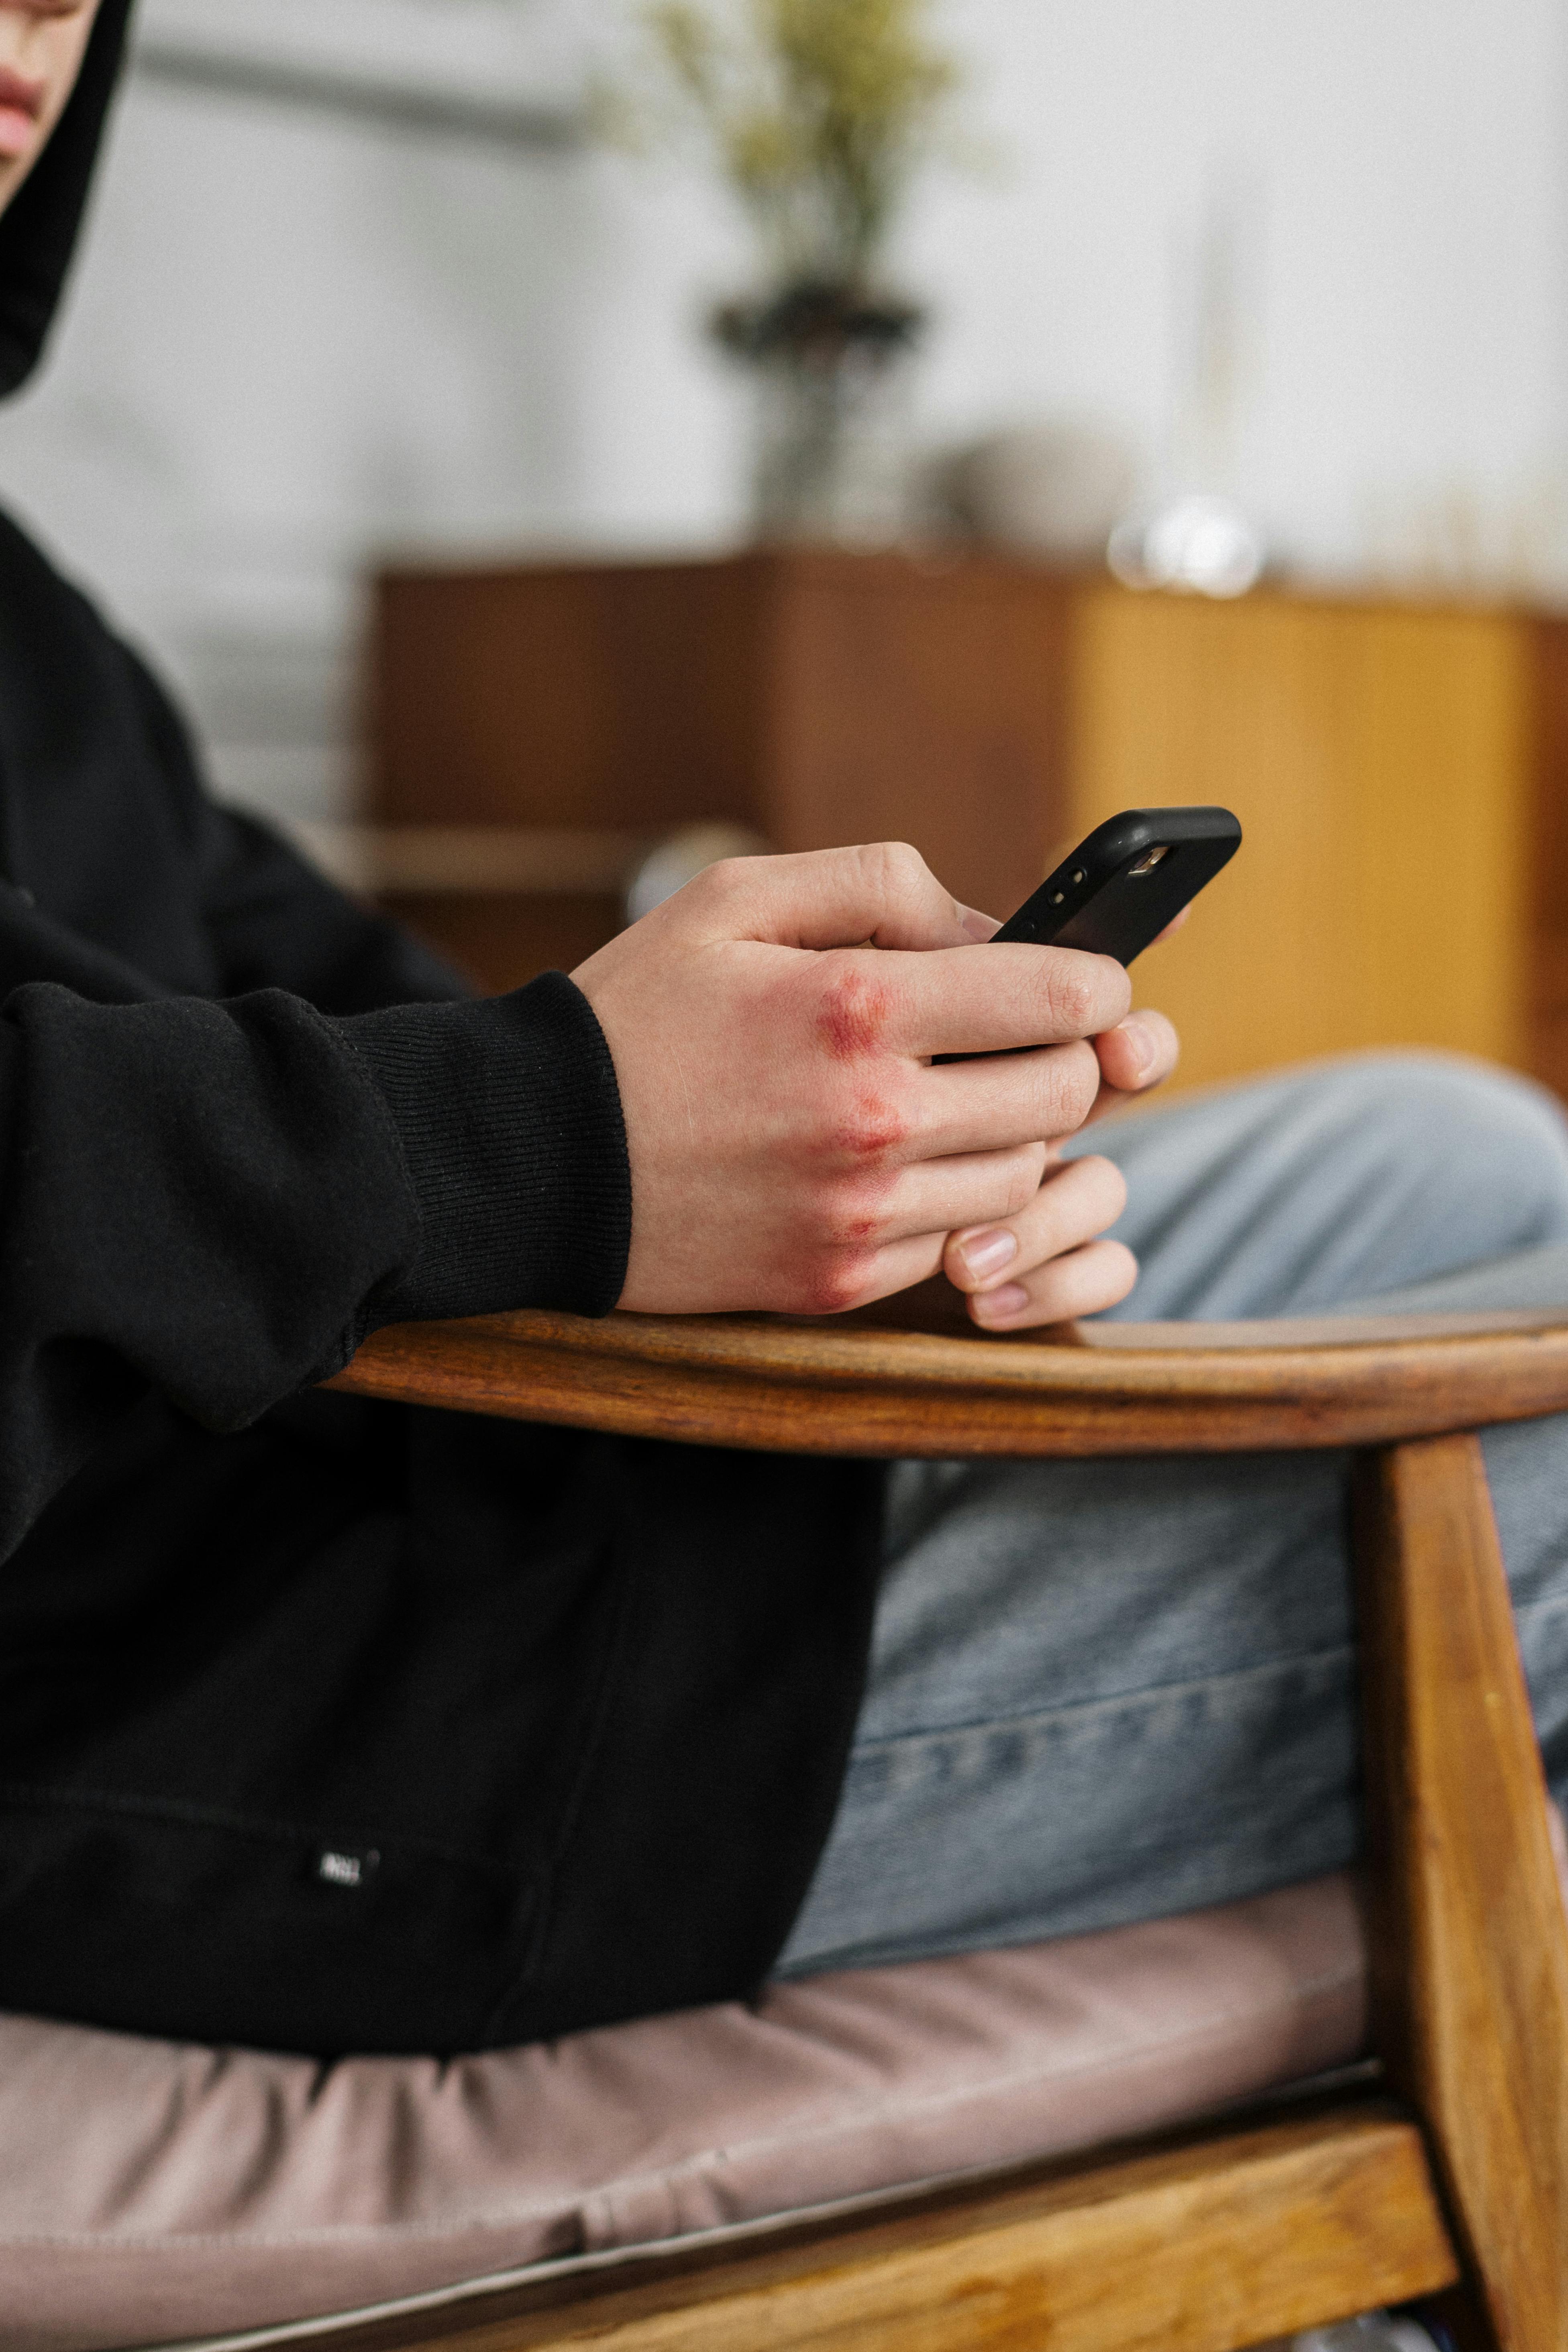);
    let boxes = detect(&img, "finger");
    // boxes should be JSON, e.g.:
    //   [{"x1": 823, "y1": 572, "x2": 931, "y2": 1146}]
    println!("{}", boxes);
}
[
  {"x1": 1089, "y1": 1009, "x2": 1180, "y2": 1104},
  {"x1": 900, "y1": 1036, "x2": 1105, "y2": 1157},
  {"x1": 689, "y1": 842, "x2": 996, "y2": 952},
  {"x1": 861, "y1": 940, "x2": 1131, "y2": 1058},
  {"x1": 944, "y1": 1153, "x2": 1127, "y2": 1293},
  {"x1": 872, "y1": 1140, "x2": 1049, "y2": 1245},
  {"x1": 1153, "y1": 902, "x2": 1193, "y2": 945},
  {"x1": 817, "y1": 1227, "x2": 948, "y2": 1313},
  {"x1": 968, "y1": 1237, "x2": 1139, "y2": 1330}
]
